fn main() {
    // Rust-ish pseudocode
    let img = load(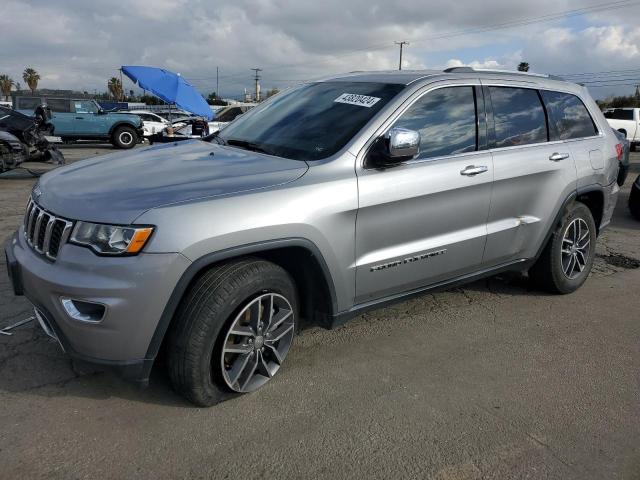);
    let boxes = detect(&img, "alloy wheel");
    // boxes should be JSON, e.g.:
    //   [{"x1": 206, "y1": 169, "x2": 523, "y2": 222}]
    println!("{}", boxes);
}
[
  {"x1": 220, "y1": 293, "x2": 295, "y2": 393},
  {"x1": 561, "y1": 218, "x2": 590, "y2": 280}
]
